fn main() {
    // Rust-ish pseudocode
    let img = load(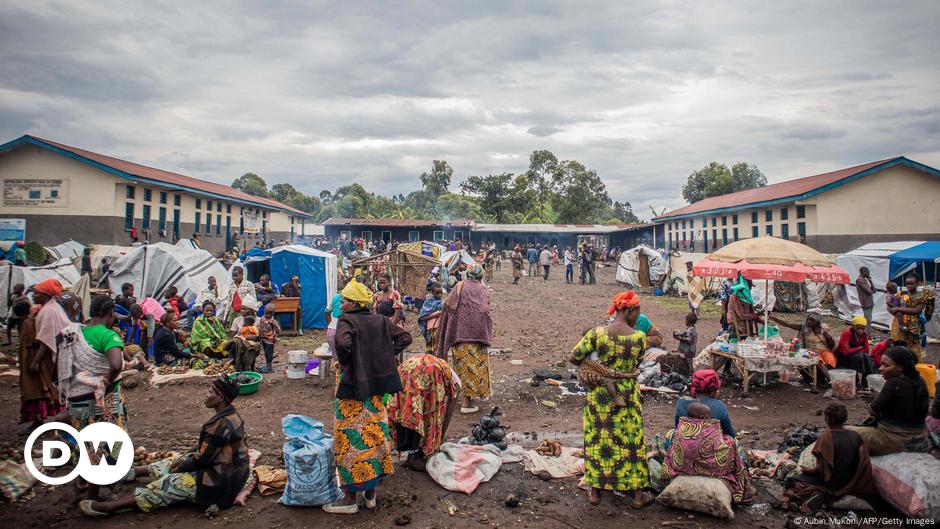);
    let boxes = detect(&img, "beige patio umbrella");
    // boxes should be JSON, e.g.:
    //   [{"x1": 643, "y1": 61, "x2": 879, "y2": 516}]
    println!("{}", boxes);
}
[{"x1": 693, "y1": 237, "x2": 850, "y2": 339}]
